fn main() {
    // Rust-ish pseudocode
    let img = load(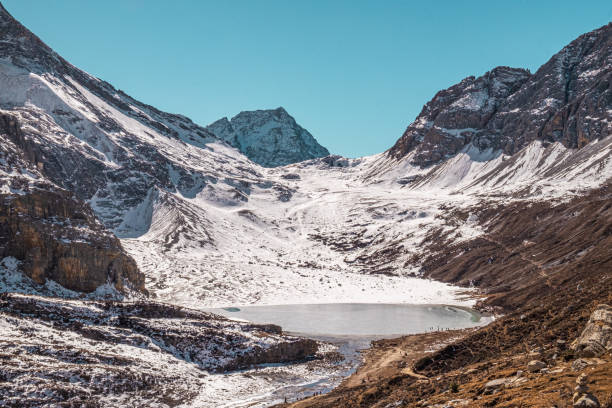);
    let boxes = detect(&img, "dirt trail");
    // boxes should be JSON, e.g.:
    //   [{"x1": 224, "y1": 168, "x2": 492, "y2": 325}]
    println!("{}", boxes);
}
[
  {"x1": 400, "y1": 366, "x2": 428, "y2": 379},
  {"x1": 342, "y1": 329, "x2": 471, "y2": 388},
  {"x1": 344, "y1": 346, "x2": 408, "y2": 387},
  {"x1": 481, "y1": 235, "x2": 553, "y2": 287}
]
